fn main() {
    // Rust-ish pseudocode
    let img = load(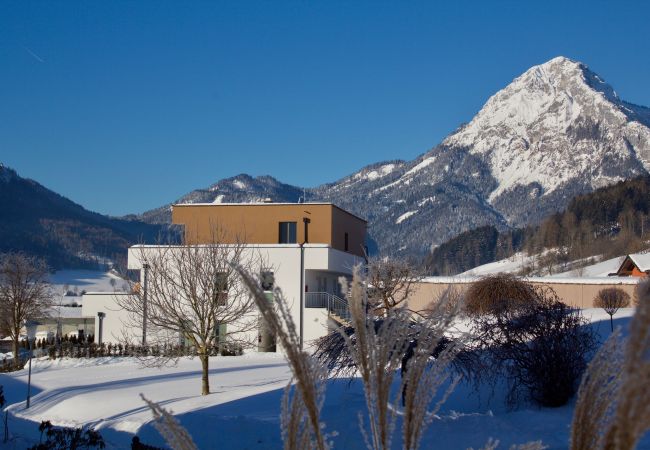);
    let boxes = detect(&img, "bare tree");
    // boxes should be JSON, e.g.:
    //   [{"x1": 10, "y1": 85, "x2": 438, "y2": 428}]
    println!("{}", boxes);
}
[
  {"x1": 0, "y1": 253, "x2": 52, "y2": 359},
  {"x1": 594, "y1": 287, "x2": 631, "y2": 332},
  {"x1": 117, "y1": 233, "x2": 261, "y2": 396},
  {"x1": 366, "y1": 256, "x2": 422, "y2": 316}
]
